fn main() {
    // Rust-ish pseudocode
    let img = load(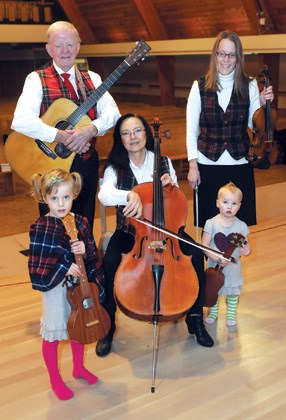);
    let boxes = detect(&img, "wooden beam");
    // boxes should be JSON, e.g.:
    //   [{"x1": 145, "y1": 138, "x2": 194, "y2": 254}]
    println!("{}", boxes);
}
[
  {"x1": 132, "y1": 0, "x2": 174, "y2": 105},
  {"x1": 156, "y1": 56, "x2": 175, "y2": 105},
  {"x1": 259, "y1": 0, "x2": 278, "y2": 33},
  {"x1": 241, "y1": 0, "x2": 260, "y2": 34},
  {"x1": 57, "y1": 0, "x2": 98, "y2": 44},
  {"x1": 0, "y1": 25, "x2": 49, "y2": 43},
  {"x1": 132, "y1": 0, "x2": 168, "y2": 40},
  {"x1": 78, "y1": 34, "x2": 286, "y2": 57}
]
